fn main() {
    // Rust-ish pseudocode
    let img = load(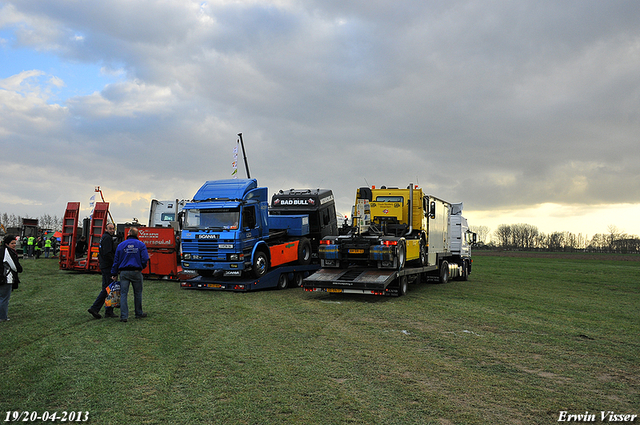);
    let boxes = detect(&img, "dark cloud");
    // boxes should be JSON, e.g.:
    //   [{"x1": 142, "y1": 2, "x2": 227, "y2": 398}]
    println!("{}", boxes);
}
[{"x1": 1, "y1": 0, "x2": 639, "y2": 234}]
